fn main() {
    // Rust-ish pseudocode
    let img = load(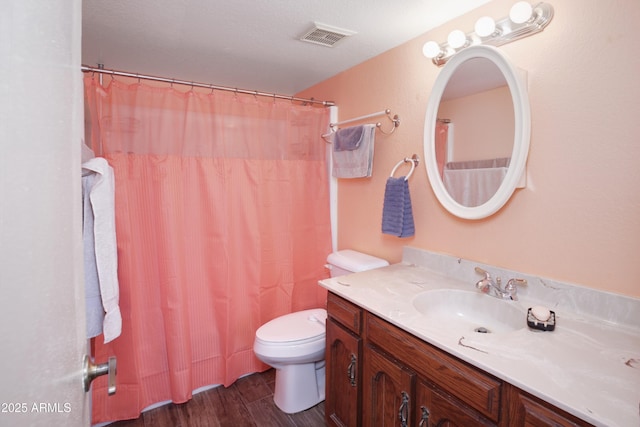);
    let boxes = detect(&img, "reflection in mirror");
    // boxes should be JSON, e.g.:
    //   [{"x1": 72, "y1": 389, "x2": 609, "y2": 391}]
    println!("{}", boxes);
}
[
  {"x1": 424, "y1": 45, "x2": 530, "y2": 220},
  {"x1": 436, "y1": 57, "x2": 515, "y2": 207}
]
